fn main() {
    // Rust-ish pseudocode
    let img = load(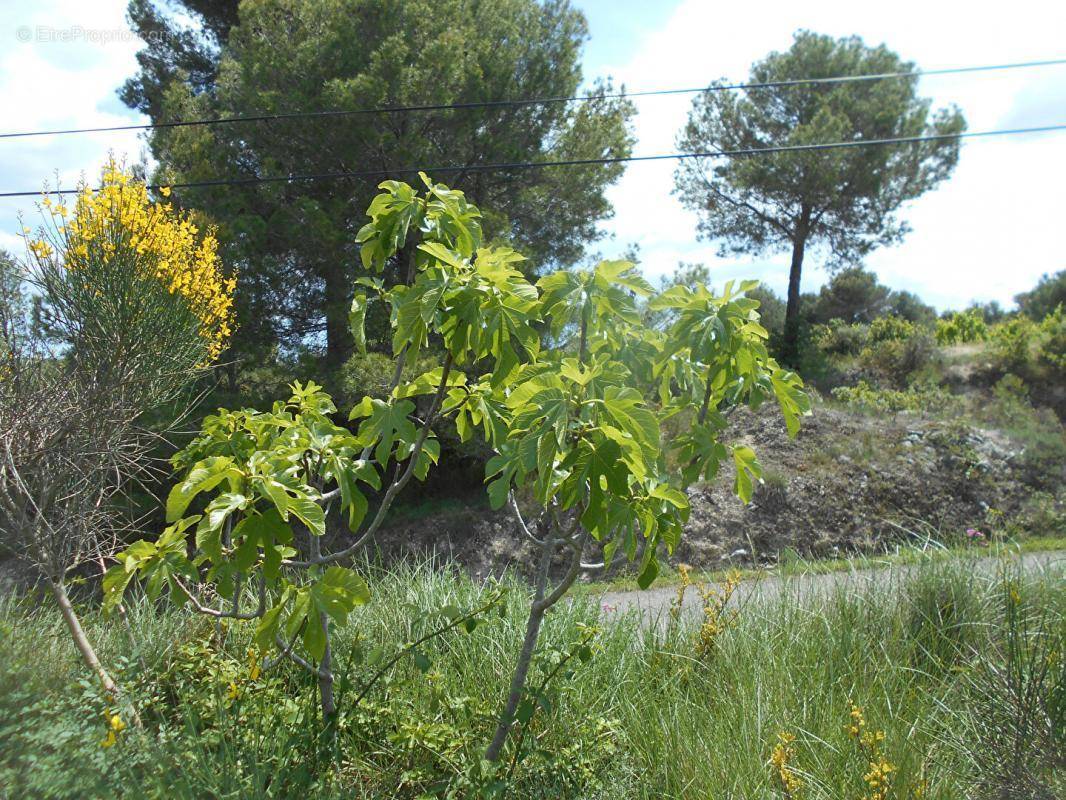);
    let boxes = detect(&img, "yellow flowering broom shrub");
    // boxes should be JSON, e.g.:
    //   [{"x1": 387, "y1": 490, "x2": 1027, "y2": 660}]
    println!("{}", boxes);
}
[
  {"x1": 25, "y1": 159, "x2": 234, "y2": 400},
  {"x1": 1, "y1": 160, "x2": 236, "y2": 722}
]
